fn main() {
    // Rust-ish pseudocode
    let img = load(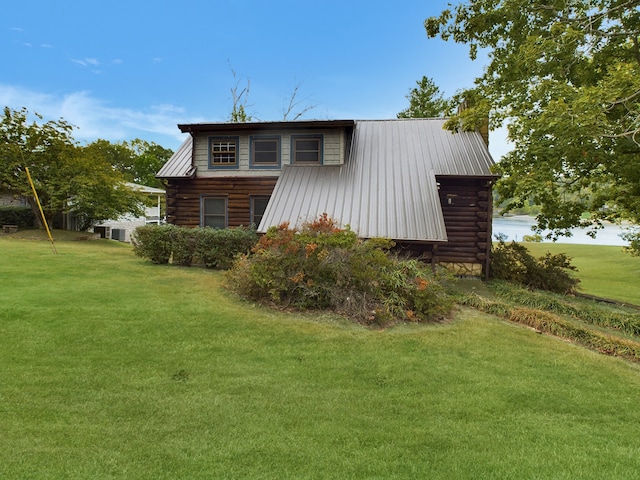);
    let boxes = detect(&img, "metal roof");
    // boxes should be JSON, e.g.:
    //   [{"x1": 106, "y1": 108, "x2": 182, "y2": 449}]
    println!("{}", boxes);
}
[
  {"x1": 178, "y1": 119, "x2": 355, "y2": 134},
  {"x1": 259, "y1": 165, "x2": 447, "y2": 241},
  {"x1": 125, "y1": 182, "x2": 165, "y2": 194},
  {"x1": 259, "y1": 118, "x2": 496, "y2": 242},
  {"x1": 156, "y1": 138, "x2": 195, "y2": 178},
  {"x1": 352, "y1": 118, "x2": 495, "y2": 176}
]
